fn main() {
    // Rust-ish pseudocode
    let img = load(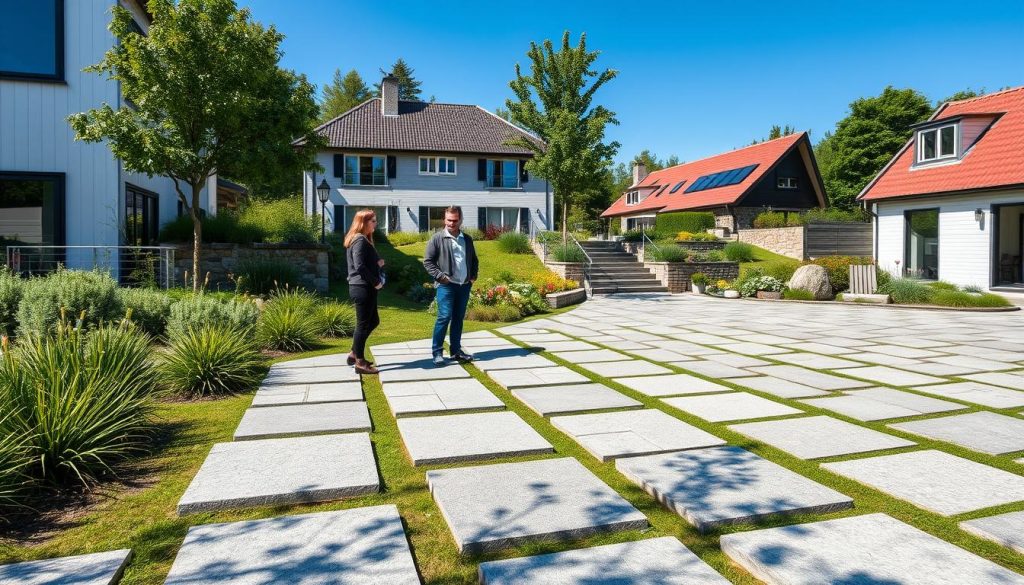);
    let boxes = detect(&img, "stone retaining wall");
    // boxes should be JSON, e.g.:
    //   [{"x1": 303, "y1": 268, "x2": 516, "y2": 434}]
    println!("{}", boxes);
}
[
  {"x1": 544, "y1": 261, "x2": 585, "y2": 283},
  {"x1": 546, "y1": 288, "x2": 586, "y2": 308},
  {"x1": 737, "y1": 226, "x2": 805, "y2": 260},
  {"x1": 170, "y1": 243, "x2": 330, "y2": 293},
  {"x1": 676, "y1": 240, "x2": 727, "y2": 252},
  {"x1": 643, "y1": 261, "x2": 739, "y2": 293}
]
